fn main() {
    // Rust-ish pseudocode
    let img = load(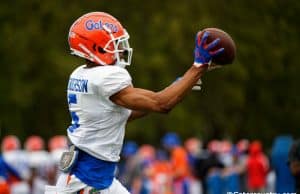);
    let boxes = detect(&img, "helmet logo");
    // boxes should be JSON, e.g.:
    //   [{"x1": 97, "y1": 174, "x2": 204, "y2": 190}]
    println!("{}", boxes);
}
[{"x1": 85, "y1": 20, "x2": 118, "y2": 33}]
